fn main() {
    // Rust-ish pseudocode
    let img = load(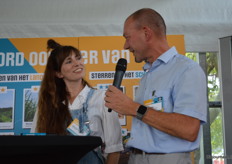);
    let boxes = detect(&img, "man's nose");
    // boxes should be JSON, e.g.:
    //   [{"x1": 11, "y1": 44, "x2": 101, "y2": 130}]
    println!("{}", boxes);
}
[{"x1": 124, "y1": 43, "x2": 129, "y2": 50}]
